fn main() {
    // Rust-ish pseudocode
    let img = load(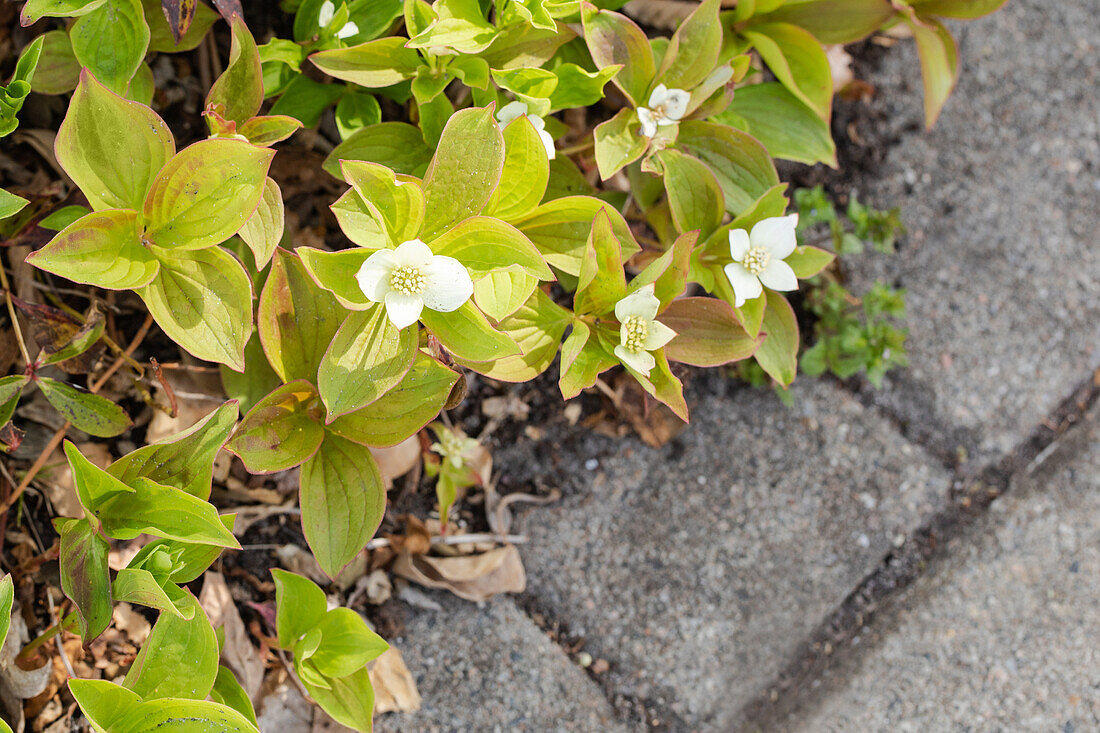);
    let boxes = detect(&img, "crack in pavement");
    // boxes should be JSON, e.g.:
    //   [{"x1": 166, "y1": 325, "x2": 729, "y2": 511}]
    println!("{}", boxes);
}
[{"x1": 733, "y1": 367, "x2": 1100, "y2": 731}]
